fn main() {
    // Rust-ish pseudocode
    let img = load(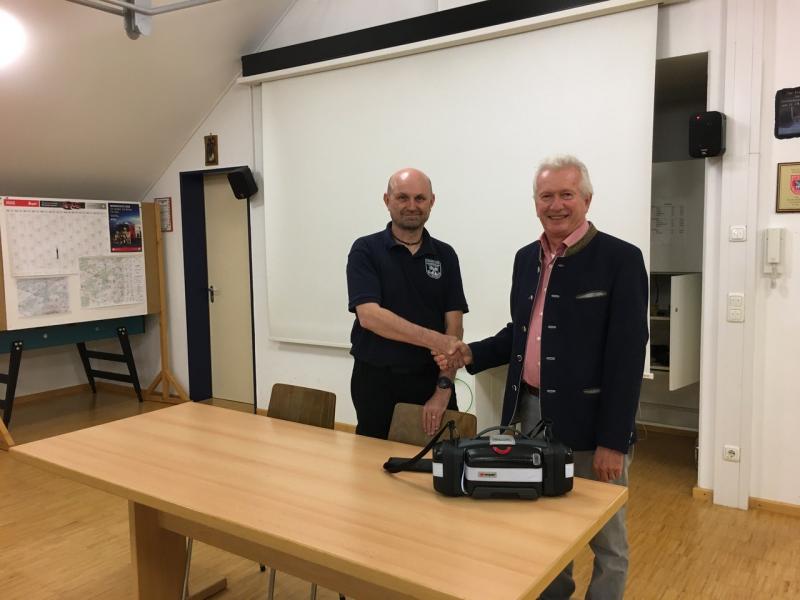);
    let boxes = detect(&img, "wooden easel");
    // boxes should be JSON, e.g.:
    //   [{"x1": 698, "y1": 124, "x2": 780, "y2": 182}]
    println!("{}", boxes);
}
[
  {"x1": 146, "y1": 209, "x2": 189, "y2": 404},
  {"x1": 0, "y1": 419, "x2": 13, "y2": 450}
]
